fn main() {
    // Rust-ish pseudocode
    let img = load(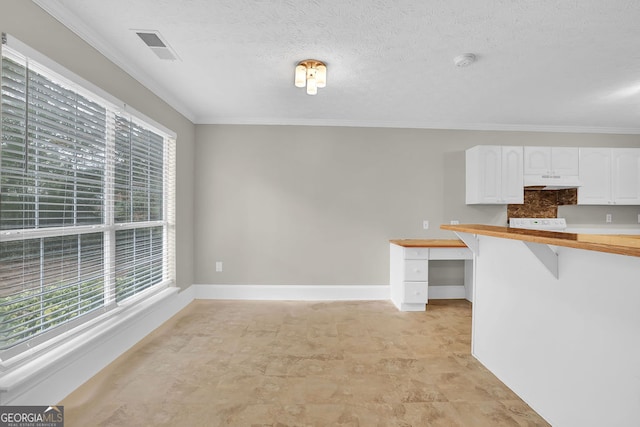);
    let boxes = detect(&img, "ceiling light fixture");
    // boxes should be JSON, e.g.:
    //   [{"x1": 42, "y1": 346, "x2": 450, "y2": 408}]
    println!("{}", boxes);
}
[{"x1": 294, "y1": 60, "x2": 327, "y2": 95}]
